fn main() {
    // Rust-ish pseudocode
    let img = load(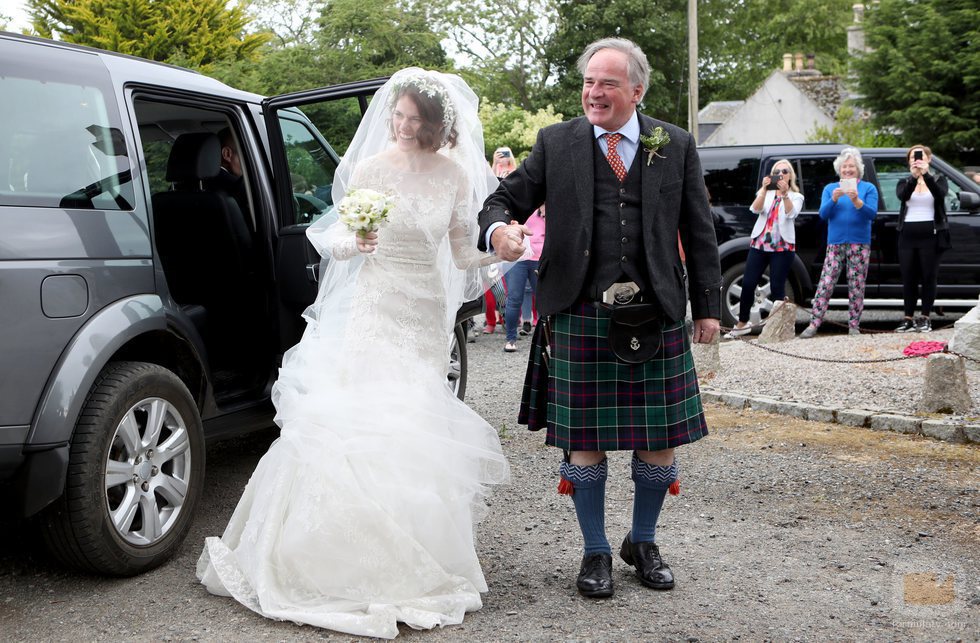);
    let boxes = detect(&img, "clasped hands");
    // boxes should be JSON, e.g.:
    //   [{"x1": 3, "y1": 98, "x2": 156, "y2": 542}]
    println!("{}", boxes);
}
[{"x1": 490, "y1": 221, "x2": 533, "y2": 262}]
